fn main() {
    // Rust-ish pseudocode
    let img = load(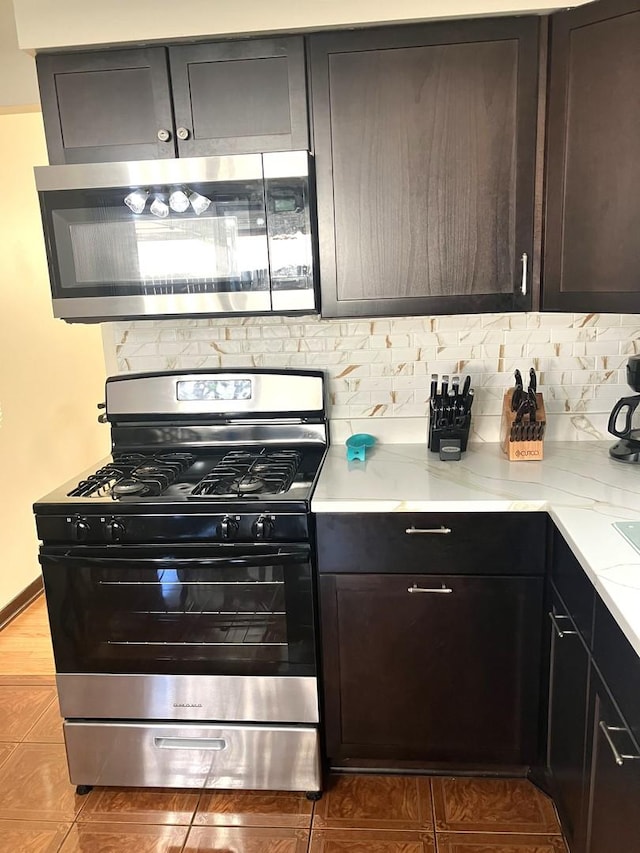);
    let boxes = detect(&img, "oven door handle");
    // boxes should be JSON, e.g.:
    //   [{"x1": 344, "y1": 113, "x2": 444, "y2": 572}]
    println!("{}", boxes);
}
[{"x1": 39, "y1": 549, "x2": 310, "y2": 569}]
